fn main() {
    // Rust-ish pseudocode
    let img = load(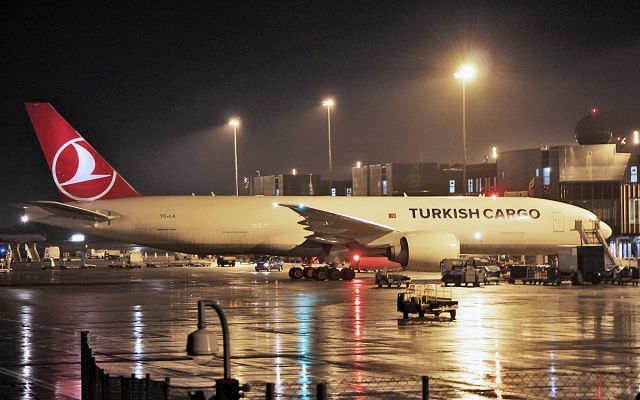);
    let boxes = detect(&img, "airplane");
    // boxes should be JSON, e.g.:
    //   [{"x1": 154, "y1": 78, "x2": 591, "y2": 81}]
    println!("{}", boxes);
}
[{"x1": 21, "y1": 103, "x2": 613, "y2": 276}]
